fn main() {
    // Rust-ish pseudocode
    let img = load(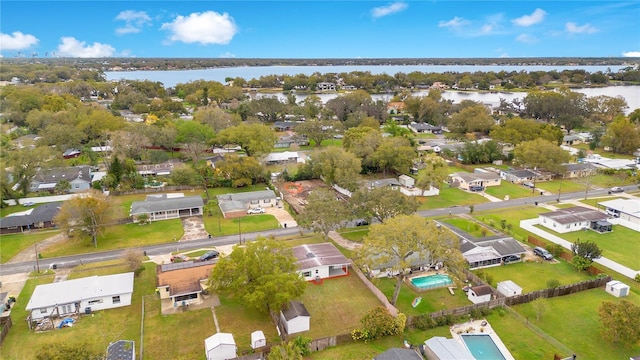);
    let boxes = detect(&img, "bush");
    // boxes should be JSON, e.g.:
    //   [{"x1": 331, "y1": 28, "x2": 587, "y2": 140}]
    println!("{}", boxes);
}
[
  {"x1": 547, "y1": 279, "x2": 560, "y2": 288},
  {"x1": 635, "y1": 273, "x2": 640, "y2": 283},
  {"x1": 470, "y1": 308, "x2": 483, "y2": 319},
  {"x1": 355, "y1": 307, "x2": 404, "y2": 341},
  {"x1": 412, "y1": 315, "x2": 436, "y2": 330}
]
